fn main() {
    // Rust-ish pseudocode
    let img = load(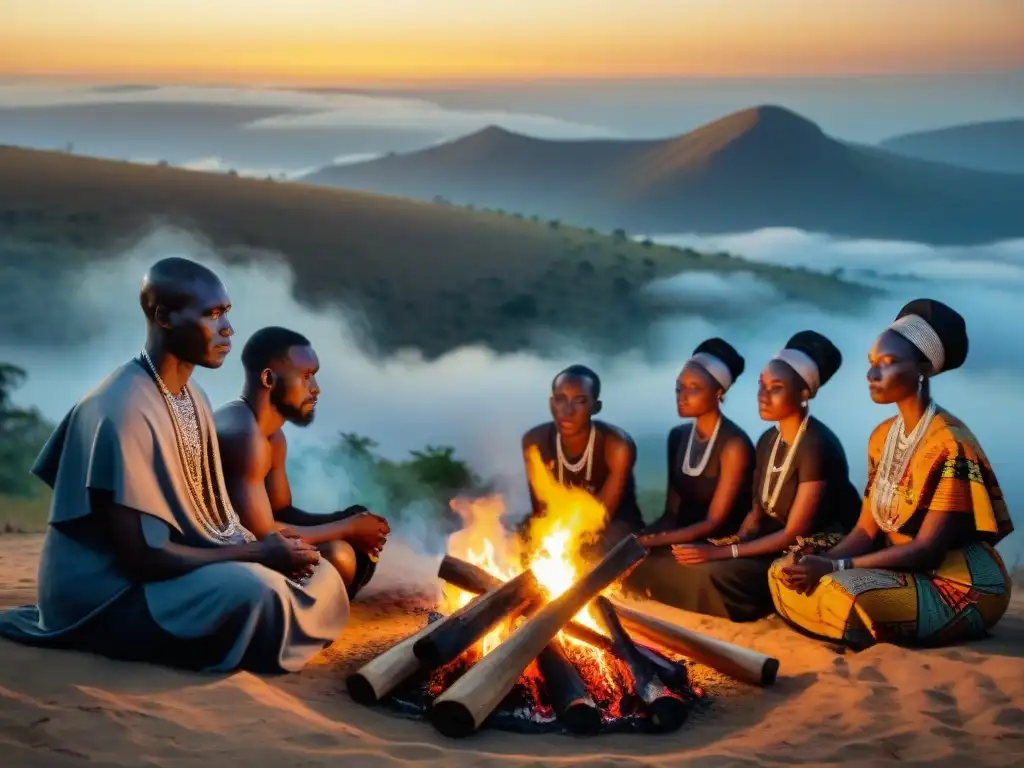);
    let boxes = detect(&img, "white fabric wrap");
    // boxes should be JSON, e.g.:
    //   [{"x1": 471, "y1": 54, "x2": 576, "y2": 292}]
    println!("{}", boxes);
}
[
  {"x1": 773, "y1": 348, "x2": 821, "y2": 395},
  {"x1": 688, "y1": 352, "x2": 733, "y2": 391},
  {"x1": 889, "y1": 314, "x2": 945, "y2": 374}
]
